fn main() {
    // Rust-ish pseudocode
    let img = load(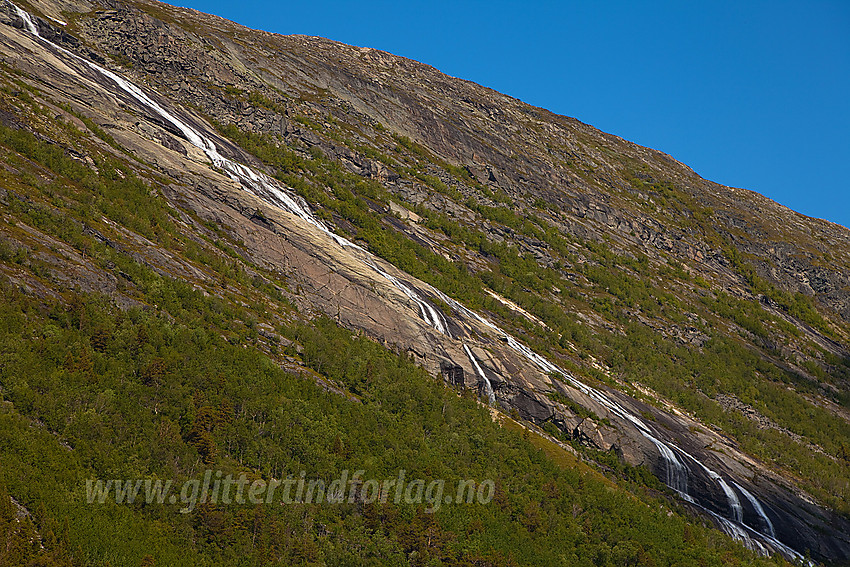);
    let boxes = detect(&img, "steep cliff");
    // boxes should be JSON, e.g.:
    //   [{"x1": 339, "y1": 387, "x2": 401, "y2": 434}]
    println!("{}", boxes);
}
[{"x1": 1, "y1": 0, "x2": 849, "y2": 564}]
